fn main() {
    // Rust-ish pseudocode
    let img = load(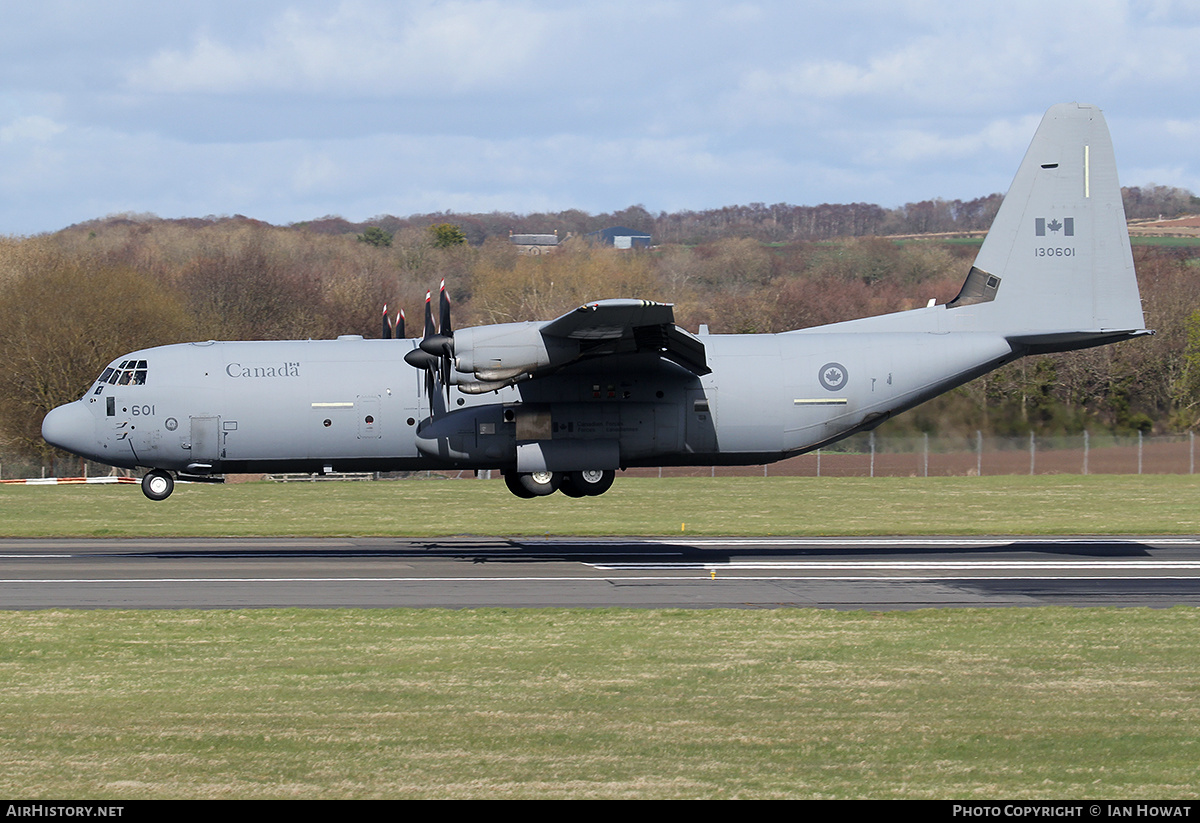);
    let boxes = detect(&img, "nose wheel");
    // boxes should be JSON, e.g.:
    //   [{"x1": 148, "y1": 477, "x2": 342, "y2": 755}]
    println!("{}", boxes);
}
[{"x1": 141, "y1": 469, "x2": 175, "y2": 501}]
